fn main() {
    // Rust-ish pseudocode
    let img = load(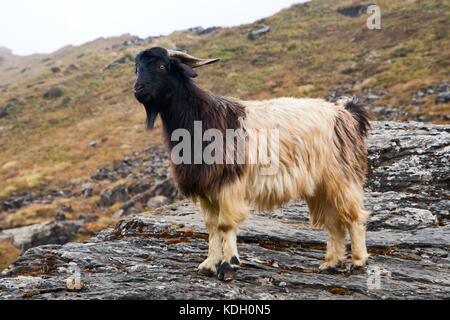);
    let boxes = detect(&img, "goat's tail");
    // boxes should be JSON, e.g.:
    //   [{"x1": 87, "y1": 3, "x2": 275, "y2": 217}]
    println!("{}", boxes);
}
[{"x1": 344, "y1": 96, "x2": 372, "y2": 138}]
